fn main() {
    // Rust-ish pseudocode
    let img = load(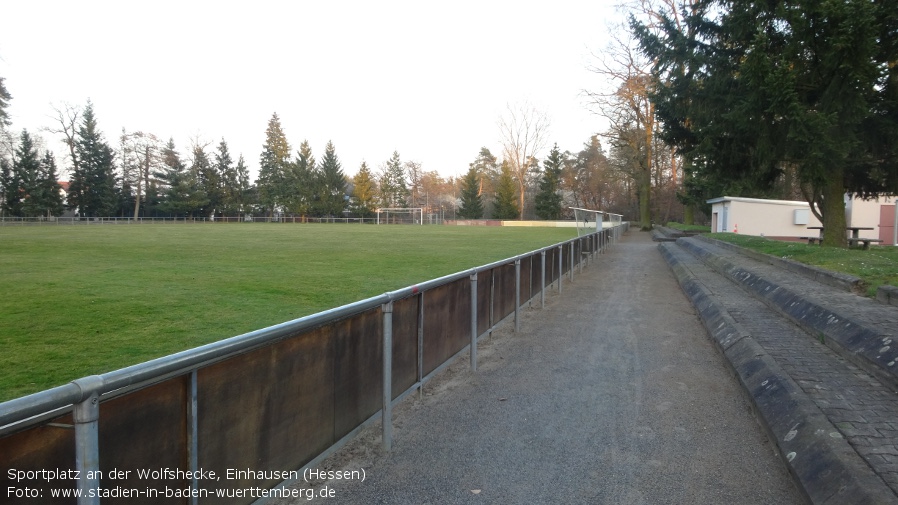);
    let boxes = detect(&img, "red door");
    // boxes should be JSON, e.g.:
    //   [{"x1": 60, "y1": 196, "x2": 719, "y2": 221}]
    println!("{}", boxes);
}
[{"x1": 881, "y1": 205, "x2": 896, "y2": 244}]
